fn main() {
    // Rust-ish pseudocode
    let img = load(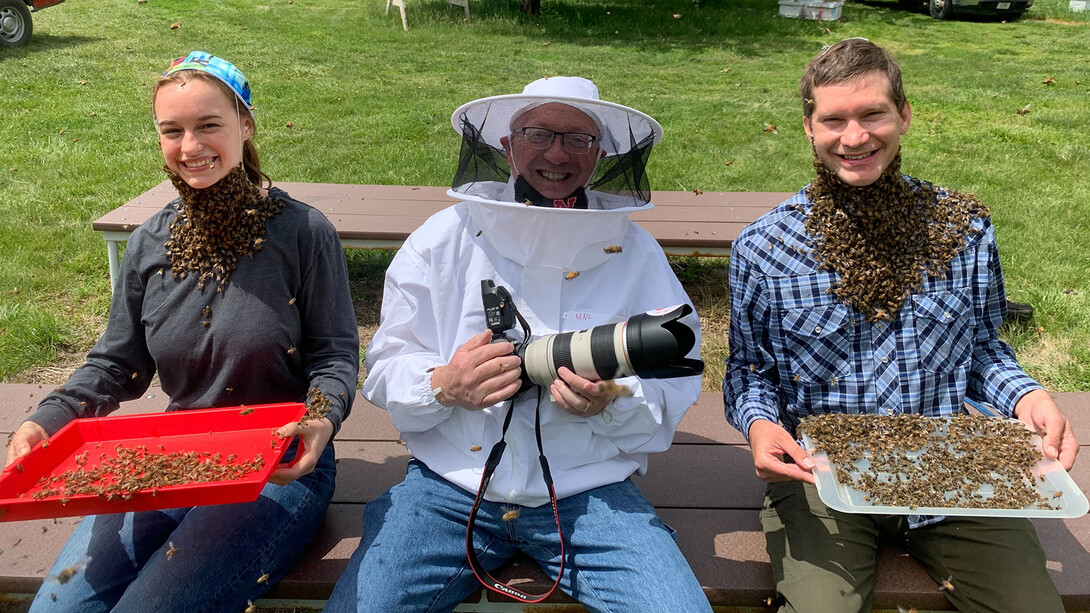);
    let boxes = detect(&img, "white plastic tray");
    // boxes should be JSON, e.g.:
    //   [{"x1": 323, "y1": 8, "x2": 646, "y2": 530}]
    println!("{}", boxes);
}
[{"x1": 800, "y1": 420, "x2": 1089, "y2": 518}]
